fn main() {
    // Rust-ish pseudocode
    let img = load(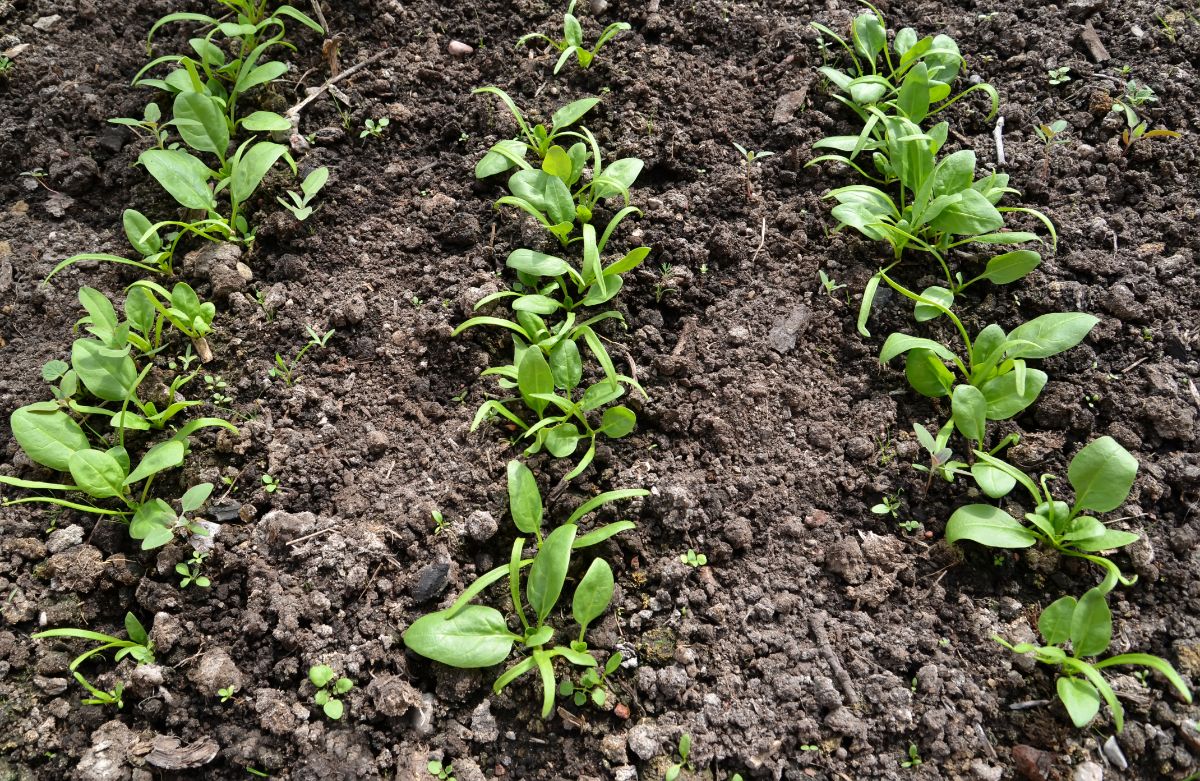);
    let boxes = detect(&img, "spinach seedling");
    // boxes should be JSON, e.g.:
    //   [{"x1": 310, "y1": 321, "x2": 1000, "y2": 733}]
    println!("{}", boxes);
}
[
  {"x1": 270, "y1": 326, "x2": 334, "y2": 386},
  {"x1": 732, "y1": 142, "x2": 774, "y2": 199},
  {"x1": 403, "y1": 460, "x2": 646, "y2": 719},
  {"x1": 879, "y1": 274, "x2": 1096, "y2": 444},
  {"x1": 31, "y1": 612, "x2": 154, "y2": 708},
  {"x1": 995, "y1": 586, "x2": 1192, "y2": 731},
  {"x1": 108, "y1": 102, "x2": 169, "y2": 149},
  {"x1": 517, "y1": 0, "x2": 630, "y2": 74},
  {"x1": 473, "y1": 87, "x2": 599, "y2": 178},
  {"x1": 360, "y1": 117, "x2": 389, "y2": 139},
  {"x1": 308, "y1": 664, "x2": 353, "y2": 720},
  {"x1": 177, "y1": 550, "x2": 211, "y2": 588},
  {"x1": 911, "y1": 421, "x2": 967, "y2": 488},
  {"x1": 665, "y1": 733, "x2": 694, "y2": 781},
  {"x1": 900, "y1": 743, "x2": 923, "y2": 768},
  {"x1": 680, "y1": 549, "x2": 707, "y2": 567},
  {"x1": 277, "y1": 166, "x2": 330, "y2": 221},
  {"x1": 946, "y1": 436, "x2": 1142, "y2": 593},
  {"x1": 818, "y1": 269, "x2": 846, "y2": 296}
]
